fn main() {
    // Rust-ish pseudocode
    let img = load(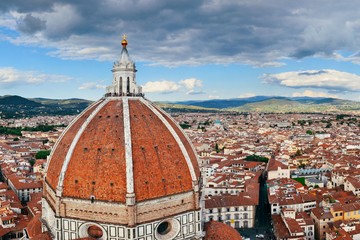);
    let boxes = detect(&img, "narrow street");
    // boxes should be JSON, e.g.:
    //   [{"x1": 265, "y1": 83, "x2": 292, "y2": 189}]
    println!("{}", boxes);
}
[{"x1": 238, "y1": 172, "x2": 274, "y2": 240}]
